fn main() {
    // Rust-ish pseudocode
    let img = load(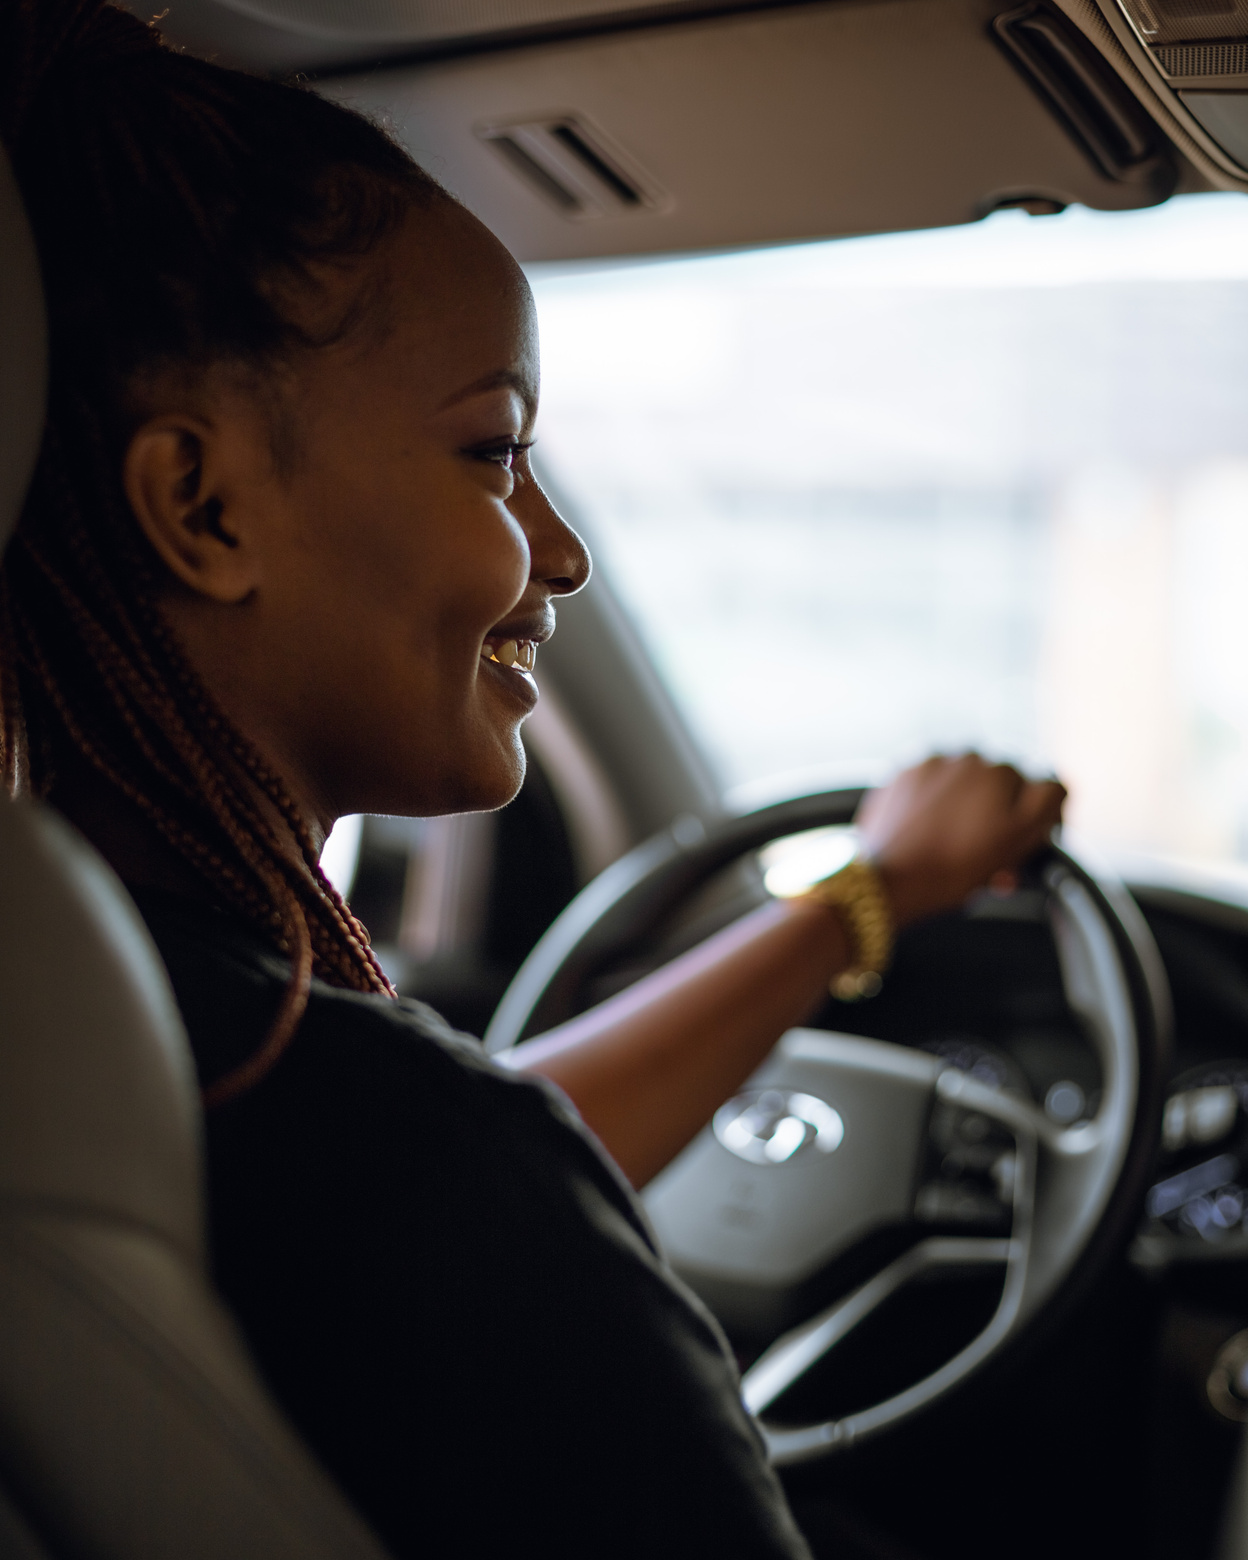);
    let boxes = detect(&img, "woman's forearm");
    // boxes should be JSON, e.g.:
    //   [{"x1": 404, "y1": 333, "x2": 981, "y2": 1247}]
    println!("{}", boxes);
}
[{"x1": 504, "y1": 895, "x2": 848, "y2": 1188}]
